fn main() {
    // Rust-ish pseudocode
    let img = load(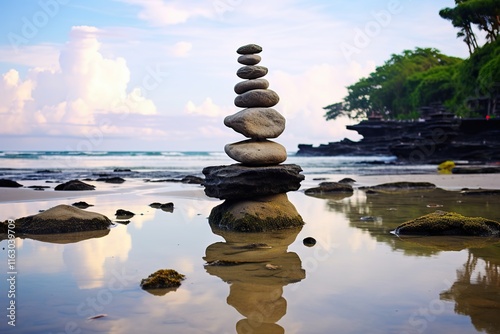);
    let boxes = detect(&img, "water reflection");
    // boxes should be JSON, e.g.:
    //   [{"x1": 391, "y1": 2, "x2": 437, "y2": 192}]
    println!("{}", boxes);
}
[
  {"x1": 309, "y1": 188, "x2": 500, "y2": 333},
  {"x1": 204, "y1": 226, "x2": 305, "y2": 334},
  {"x1": 441, "y1": 246, "x2": 500, "y2": 333}
]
